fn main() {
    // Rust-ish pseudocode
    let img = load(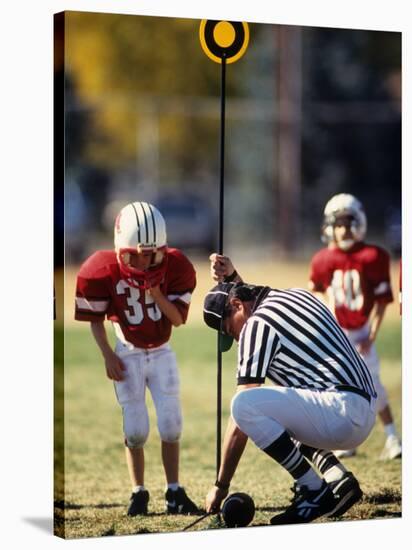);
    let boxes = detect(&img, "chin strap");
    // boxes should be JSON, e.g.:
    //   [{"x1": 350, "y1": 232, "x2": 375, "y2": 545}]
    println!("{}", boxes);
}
[{"x1": 337, "y1": 239, "x2": 355, "y2": 251}]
